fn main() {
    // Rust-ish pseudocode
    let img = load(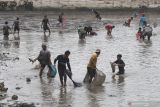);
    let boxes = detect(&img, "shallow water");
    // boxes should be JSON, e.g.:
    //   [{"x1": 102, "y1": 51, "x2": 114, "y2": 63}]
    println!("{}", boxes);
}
[{"x1": 0, "y1": 11, "x2": 160, "y2": 107}]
